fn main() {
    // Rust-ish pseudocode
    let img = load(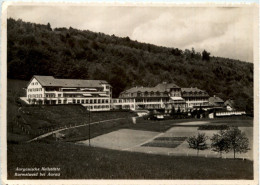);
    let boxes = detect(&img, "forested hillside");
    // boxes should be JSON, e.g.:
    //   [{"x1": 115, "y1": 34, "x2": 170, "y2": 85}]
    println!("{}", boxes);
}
[{"x1": 7, "y1": 18, "x2": 253, "y2": 113}]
